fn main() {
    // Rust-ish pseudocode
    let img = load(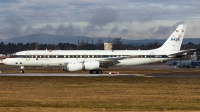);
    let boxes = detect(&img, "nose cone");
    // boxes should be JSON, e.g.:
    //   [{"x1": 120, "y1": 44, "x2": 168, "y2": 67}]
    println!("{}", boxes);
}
[{"x1": 2, "y1": 58, "x2": 7, "y2": 65}]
